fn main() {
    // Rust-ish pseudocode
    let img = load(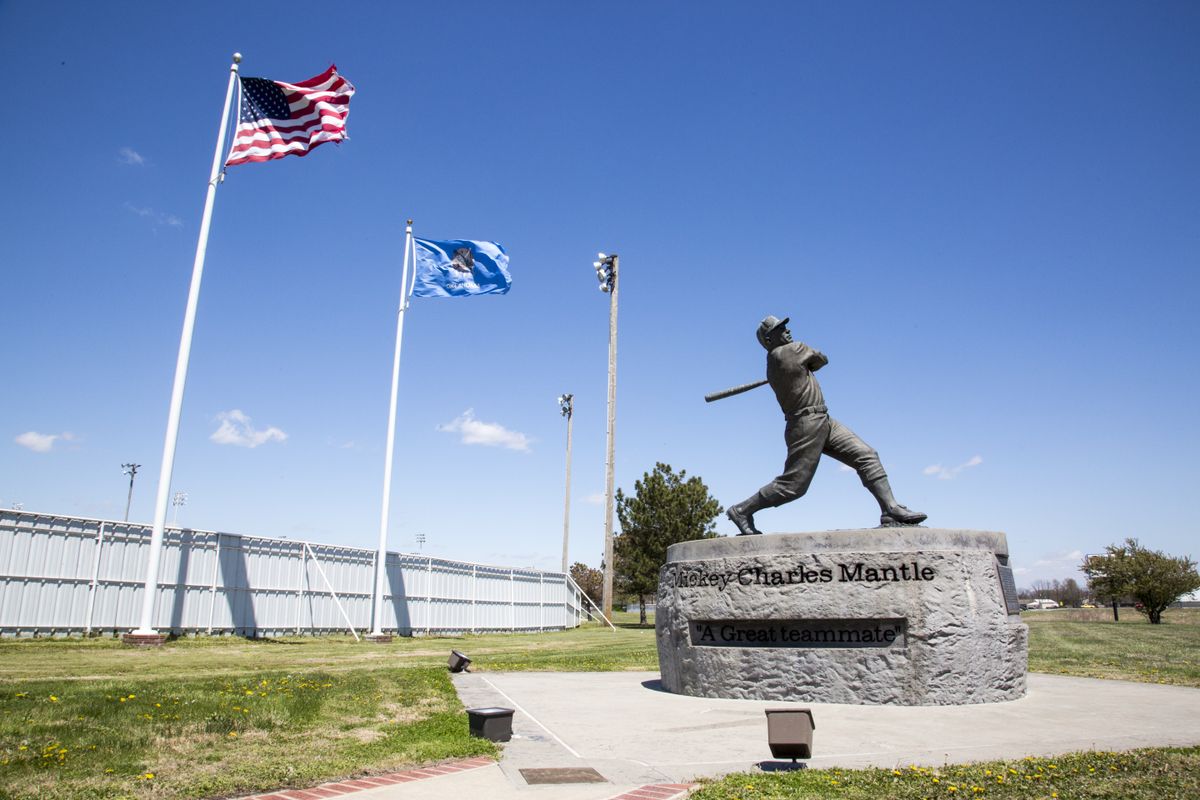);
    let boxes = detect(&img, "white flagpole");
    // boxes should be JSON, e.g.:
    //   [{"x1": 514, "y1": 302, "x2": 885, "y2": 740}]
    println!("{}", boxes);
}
[
  {"x1": 129, "y1": 53, "x2": 242, "y2": 640},
  {"x1": 370, "y1": 220, "x2": 416, "y2": 640}
]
